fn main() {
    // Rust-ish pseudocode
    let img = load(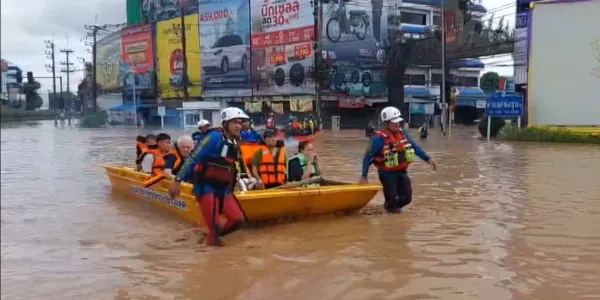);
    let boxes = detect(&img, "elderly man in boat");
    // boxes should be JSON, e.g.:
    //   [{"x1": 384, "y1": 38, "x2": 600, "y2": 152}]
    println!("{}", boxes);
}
[
  {"x1": 169, "y1": 107, "x2": 250, "y2": 247},
  {"x1": 360, "y1": 106, "x2": 436, "y2": 213},
  {"x1": 142, "y1": 135, "x2": 195, "y2": 187}
]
